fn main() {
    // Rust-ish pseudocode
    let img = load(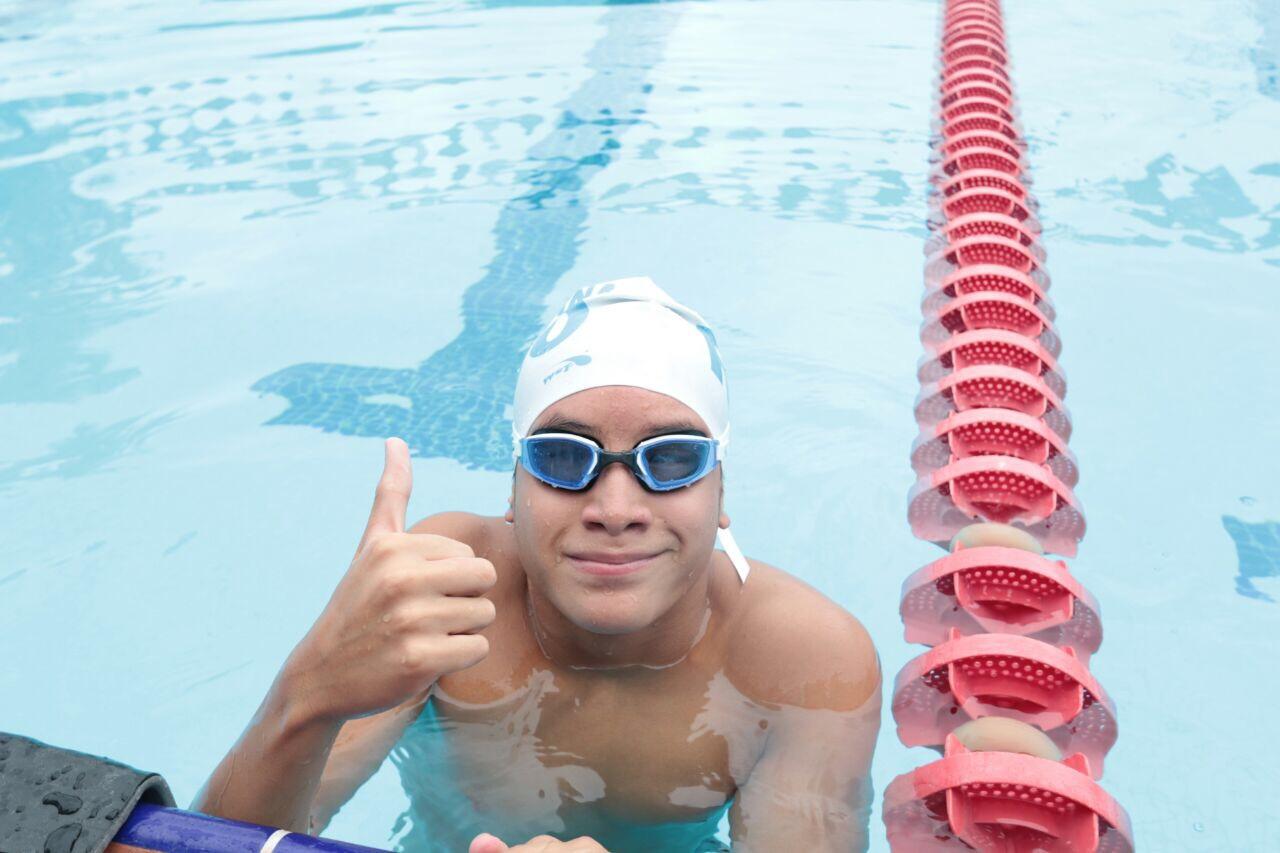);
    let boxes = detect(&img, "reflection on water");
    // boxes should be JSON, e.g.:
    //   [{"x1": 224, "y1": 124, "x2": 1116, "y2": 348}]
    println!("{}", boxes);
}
[
  {"x1": 2, "y1": 0, "x2": 927, "y2": 478},
  {"x1": 253, "y1": 1, "x2": 681, "y2": 471},
  {"x1": 0, "y1": 126, "x2": 160, "y2": 403},
  {"x1": 1256, "y1": 0, "x2": 1280, "y2": 101},
  {"x1": 1116, "y1": 156, "x2": 1264, "y2": 252},
  {"x1": 247, "y1": 1, "x2": 924, "y2": 473},
  {"x1": 389, "y1": 668, "x2": 876, "y2": 852},
  {"x1": 1222, "y1": 514, "x2": 1280, "y2": 602},
  {"x1": 0, "y1": 410, "x2": 178, "y2": 490},
  {"x1": 1057, "y1": 153, "x2": 1278, "y2": 253}
]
